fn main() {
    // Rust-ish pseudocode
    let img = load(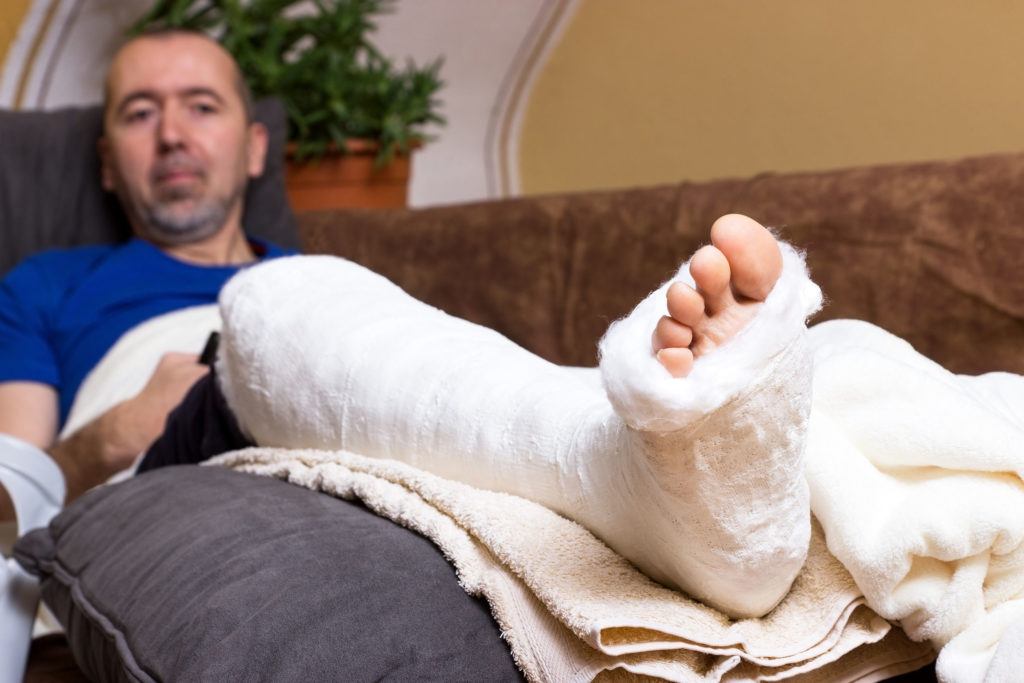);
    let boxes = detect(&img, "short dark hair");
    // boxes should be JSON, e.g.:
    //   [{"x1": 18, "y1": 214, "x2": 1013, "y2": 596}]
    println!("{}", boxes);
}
[{"x1": 103, "y1": 27, "x2": 255, "y2": 125}]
